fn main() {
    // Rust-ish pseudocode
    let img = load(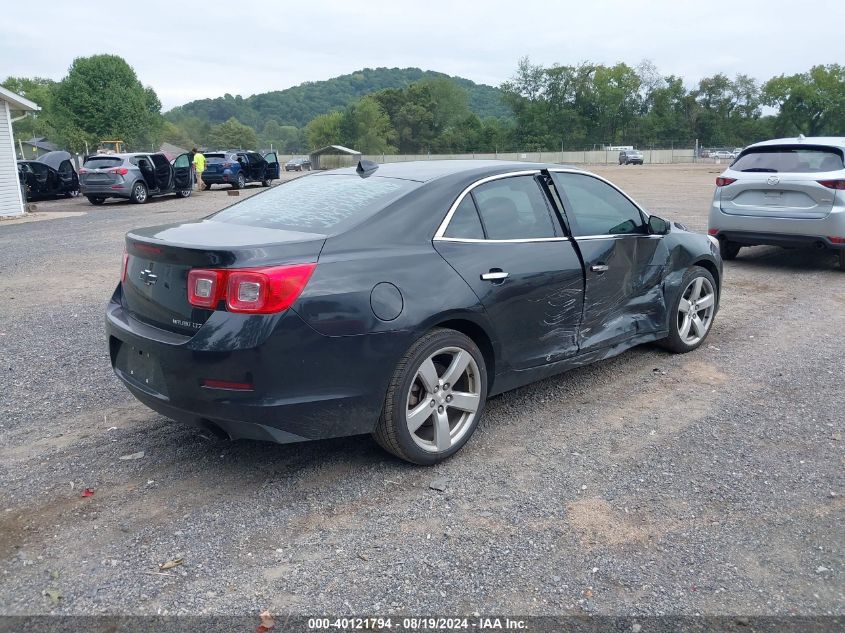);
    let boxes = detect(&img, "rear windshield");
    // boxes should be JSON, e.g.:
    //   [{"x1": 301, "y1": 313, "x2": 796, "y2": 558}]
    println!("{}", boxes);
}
[
  {"x1": 732, "y1": 146, "x2": 844, "y2": 173},
  {"x1": 205, "y1": 154, "x2": 231, "y2": 164},
  {"x1": 83, "y1": 156, "x2": 123, "y2": 169},
  {"x1": 211, "y1": 174, "x2": 419, "y2": 232}
]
